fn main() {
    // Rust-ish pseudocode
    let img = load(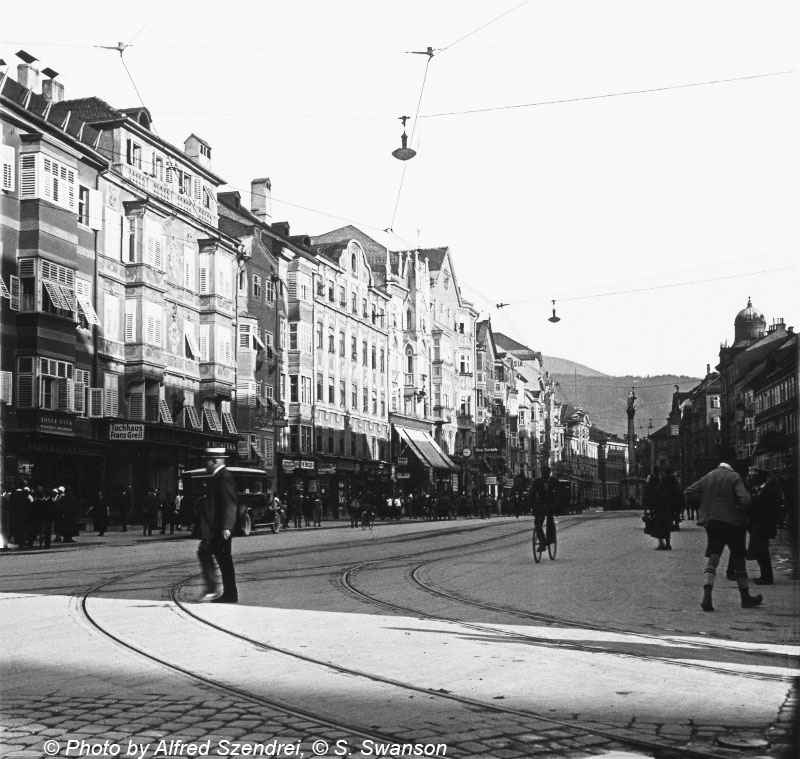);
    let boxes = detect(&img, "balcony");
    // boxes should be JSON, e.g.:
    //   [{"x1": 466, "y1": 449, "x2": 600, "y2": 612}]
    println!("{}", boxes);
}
[{"x1": 432, "y1": 406, "x2": 453, "y2": 423}]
